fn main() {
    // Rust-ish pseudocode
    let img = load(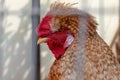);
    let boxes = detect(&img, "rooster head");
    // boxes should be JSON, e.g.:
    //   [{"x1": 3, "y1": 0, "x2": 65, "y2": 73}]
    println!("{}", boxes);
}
[{"x1": 36, "y1": 2, "x2": 97, "y2": 59}]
